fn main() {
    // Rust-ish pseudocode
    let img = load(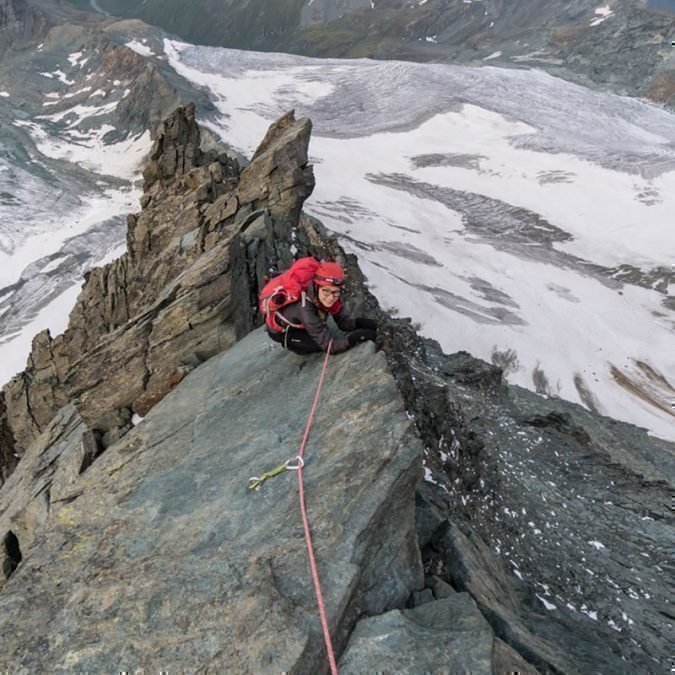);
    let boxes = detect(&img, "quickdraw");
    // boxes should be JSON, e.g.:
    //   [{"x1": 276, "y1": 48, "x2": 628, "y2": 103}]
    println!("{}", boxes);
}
[{"x1": 247, "y1": 456, "x2": 304, "y2": 491}]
